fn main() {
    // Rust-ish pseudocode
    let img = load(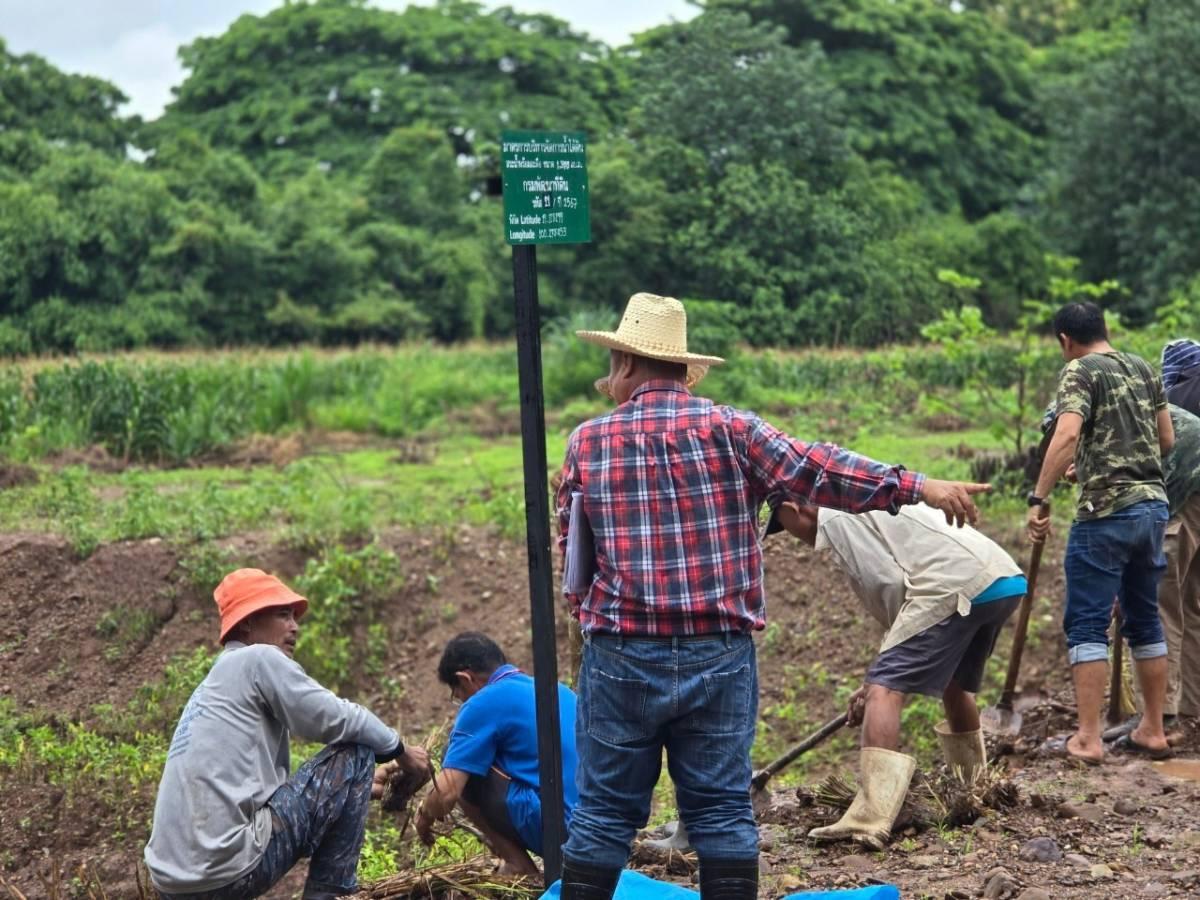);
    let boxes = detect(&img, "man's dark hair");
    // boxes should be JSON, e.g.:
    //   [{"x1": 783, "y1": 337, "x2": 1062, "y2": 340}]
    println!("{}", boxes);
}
[
  {"x1": 437, "y1": 632, "x2": 507, "y2": 685},
  {"x1": 619, "y1": 350, "x2": 686, "y2": 381},
  {"x1": 1052, "y1": 302, "x2": 1108, "y2": 345},
  {"x1": 634, "y1": 353, "x2": 688, "y2": 382}
]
